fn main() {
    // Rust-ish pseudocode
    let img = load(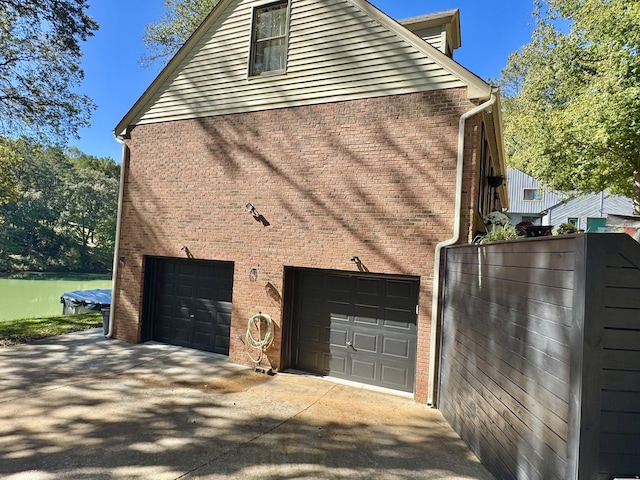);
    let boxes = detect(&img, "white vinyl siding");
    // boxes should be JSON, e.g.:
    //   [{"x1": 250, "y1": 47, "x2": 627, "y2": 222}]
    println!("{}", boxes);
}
[
  {"x1": 506, "y1": 167, "x2": 562, "y2": 215},
  {"x1": 130, "y1": 0, "x2": 466, "y2": 127}
]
